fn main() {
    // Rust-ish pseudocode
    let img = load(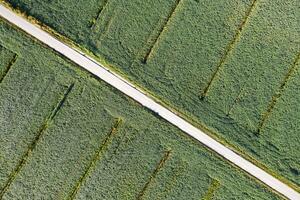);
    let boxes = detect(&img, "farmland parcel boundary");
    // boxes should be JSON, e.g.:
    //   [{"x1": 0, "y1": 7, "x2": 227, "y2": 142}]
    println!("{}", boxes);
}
[
  {"x1": 0, "y1": 83, "x2": 74, "y2": 198},
  {"x1": 0, "y1": 0, "x2": 263, "y2": 159},
  {"x1": 202, "y1": 179, "x2": 221, "y2": 200},
  {"x1": 137, "y1": 150, "x2": 172, "y2": 199},
  {"x1": 0, "y1": 4, "x2": 298, "y2": 199},
  {"x1": 67, "y1": 118, "x2": 123, "y2": 200},
  {"x1": 141, "y1": 0, "x2": 183, "y2": 64},
  {"x1": 0, "y1": 0, "x2": 262, "y2": 162},
  {"x1": 90, "y1": 0, "x2": 109, "y2": 30},
  {"x1": 1, "y1": 2, "x2": 297, "y2": 192},
  {"x1": 0, "y1": 53, "x2": 17, "y2": 83},
  {"x1": 0, "y1": 4, "x2": 299, "y2": 200},
  {"x1": 257, "y1": 52, "x2": 300, "y2": 133},
  {"x1": 200, "y1": 0, "x2": 258, "y2": 98},
  {"x1": 156, "y1": 159, "x2": 187, "y2": 199}
]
